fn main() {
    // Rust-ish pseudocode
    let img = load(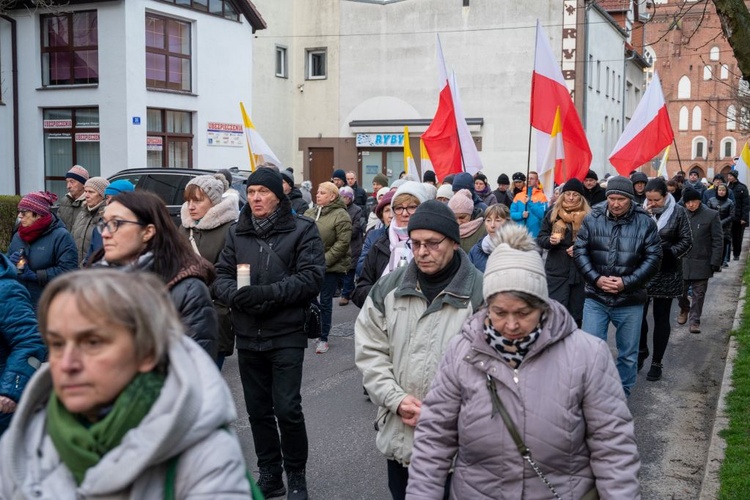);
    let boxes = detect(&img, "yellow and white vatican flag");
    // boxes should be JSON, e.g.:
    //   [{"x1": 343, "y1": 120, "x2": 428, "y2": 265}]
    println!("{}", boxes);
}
[
  {"x1": 735, "y1": 141, "x2": 750, "y2": 185},
  {"x1": 403, "y1": 126, "x2": 418, "y2": 178},
  {"x1": 240, "y1": 102, "x2": 281, "y2": 172},
  {"x1": 539, "y1": 106, "x2": 564, "y2": 201},
  {"x1": 657, "y1": 145, "x2": 670, "y2": 179},
  {"x1": 419, "y1": 138, "x2": 434, "y2": 177}
]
